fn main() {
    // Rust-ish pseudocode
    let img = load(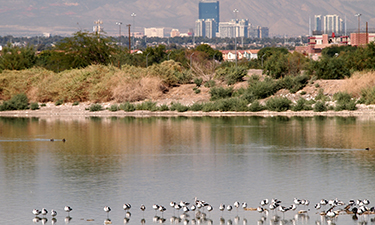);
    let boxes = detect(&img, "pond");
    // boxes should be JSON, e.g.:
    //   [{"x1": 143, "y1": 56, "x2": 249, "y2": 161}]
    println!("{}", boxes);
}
[{"x1": 1, "y1": 116, "x2": 375, "y2": 225}]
